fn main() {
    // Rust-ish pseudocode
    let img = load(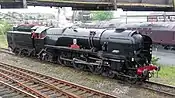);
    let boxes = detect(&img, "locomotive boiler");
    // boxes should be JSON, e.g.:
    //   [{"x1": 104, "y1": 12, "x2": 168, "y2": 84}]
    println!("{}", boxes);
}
[{"x1": 7, "y1": 26, "x2": 160, "y2": 83}]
